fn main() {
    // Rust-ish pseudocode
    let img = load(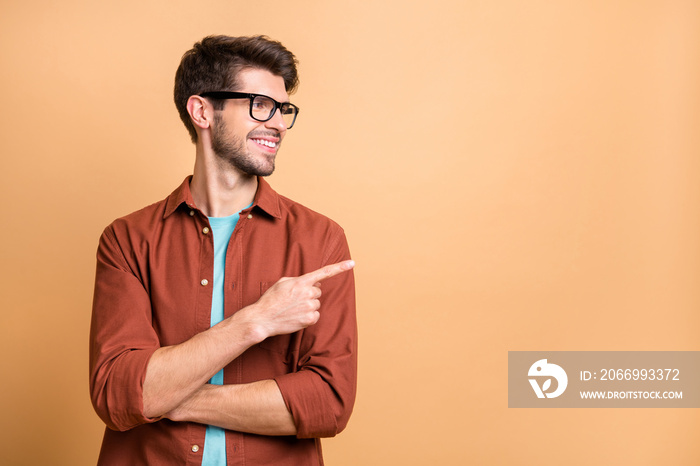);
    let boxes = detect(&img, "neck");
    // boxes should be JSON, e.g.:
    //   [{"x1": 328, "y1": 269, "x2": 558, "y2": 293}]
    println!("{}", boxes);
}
[{"x1": 190, "y1": 141, "x2": 258, "y2": 218}]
